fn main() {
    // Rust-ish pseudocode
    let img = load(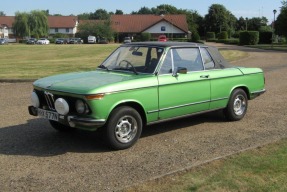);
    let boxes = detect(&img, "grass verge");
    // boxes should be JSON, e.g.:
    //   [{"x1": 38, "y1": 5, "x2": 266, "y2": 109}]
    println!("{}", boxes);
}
[
  {"x1": 0, "y1": 44, "x2": 247, "y2": 80},
  {"x1": 246, "y1": 44, "x2": 287, "y2": 51},
  {"x1": 123, "y1": 139, "x2": 287, "y2": 192}
]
